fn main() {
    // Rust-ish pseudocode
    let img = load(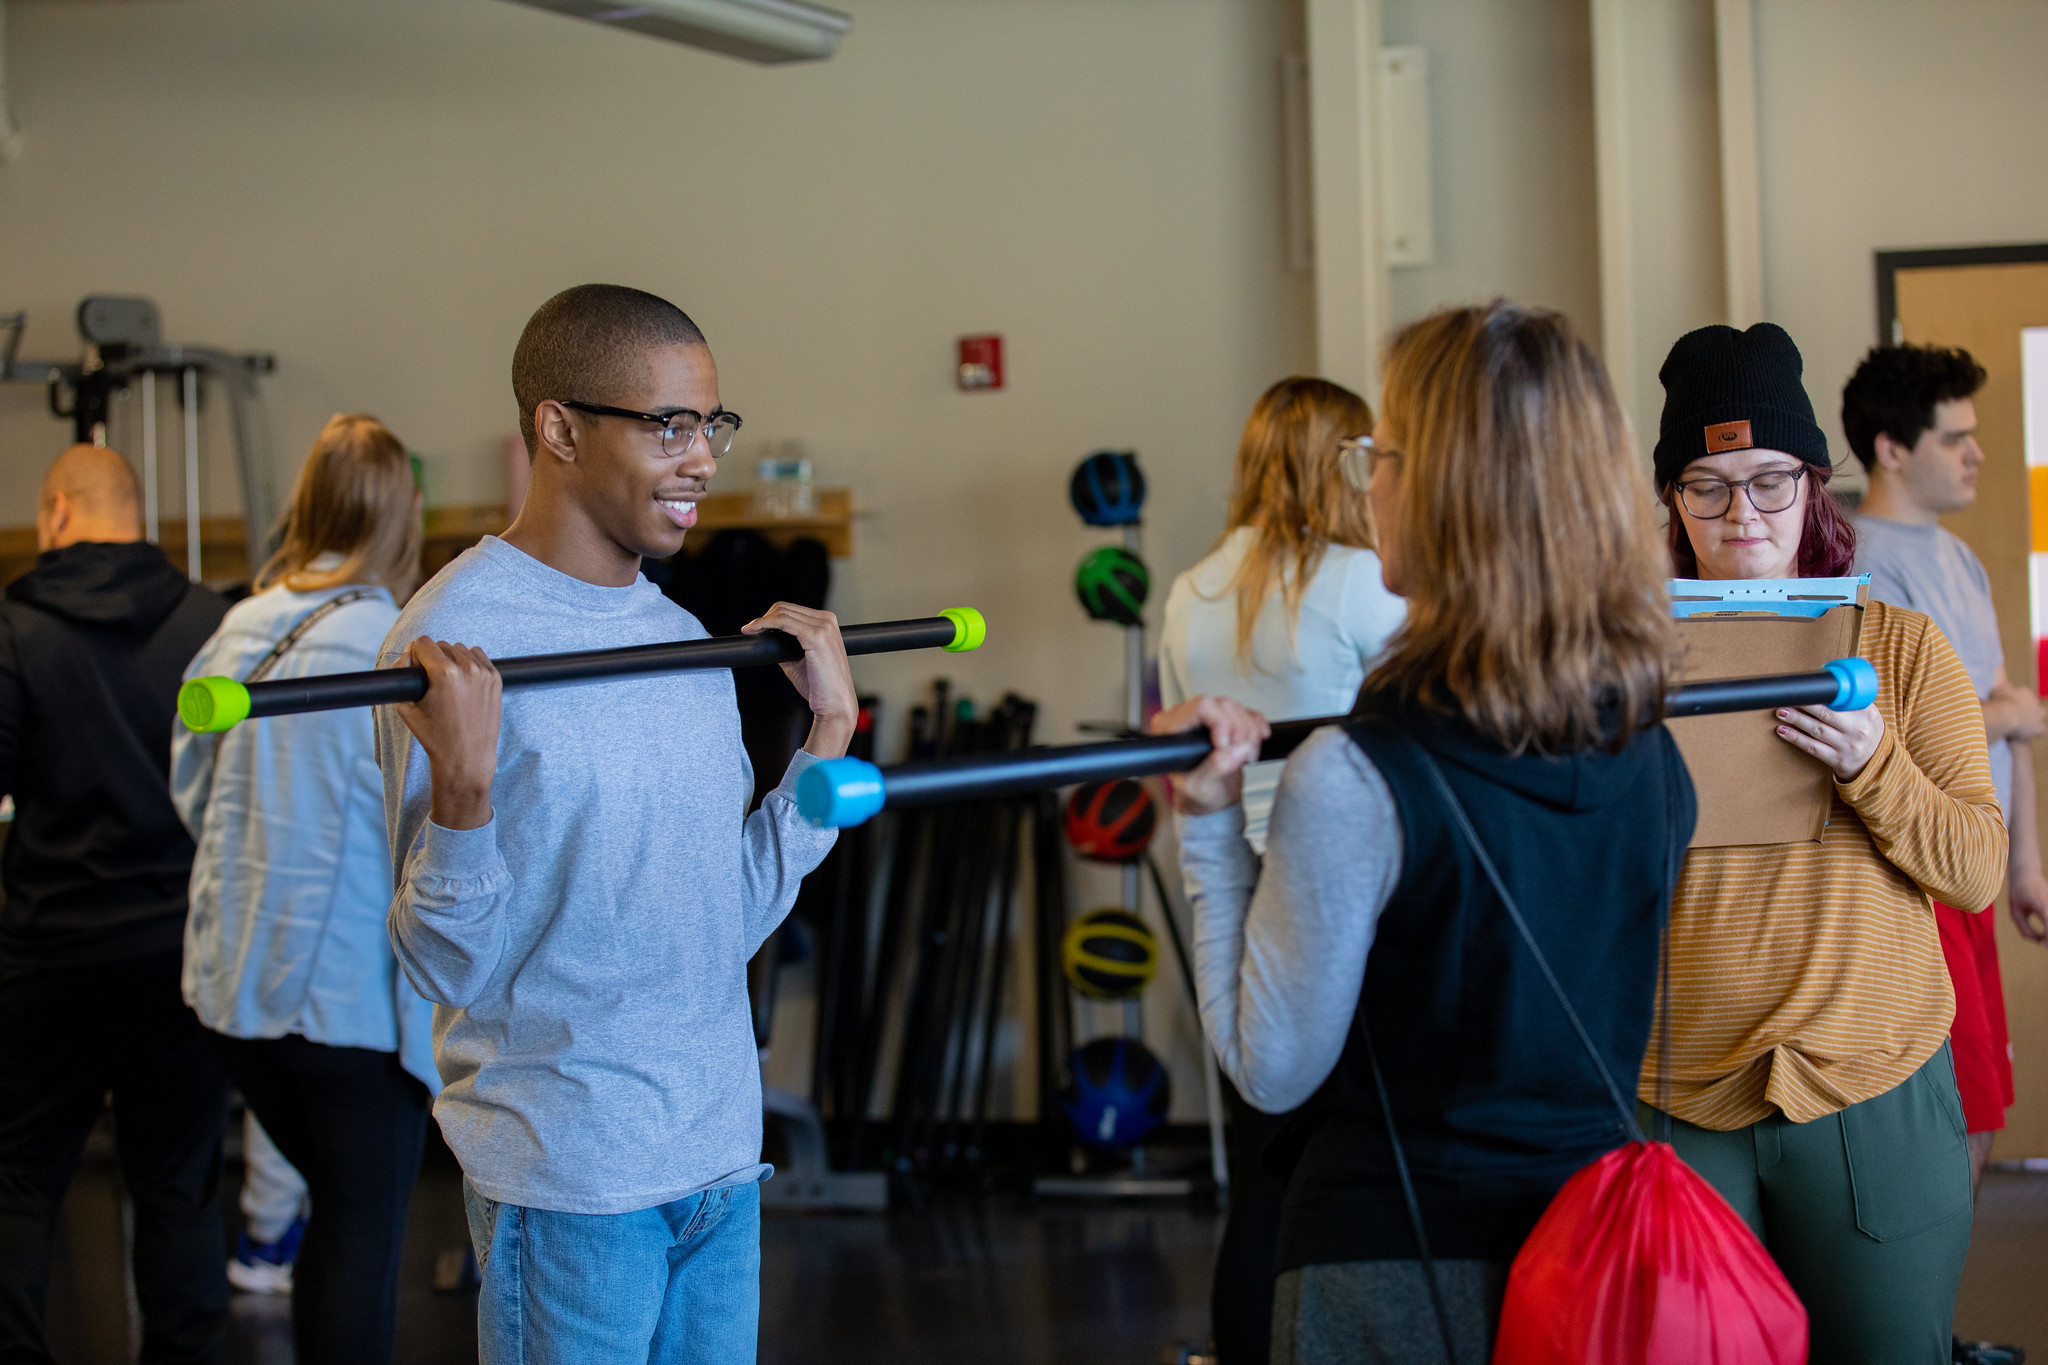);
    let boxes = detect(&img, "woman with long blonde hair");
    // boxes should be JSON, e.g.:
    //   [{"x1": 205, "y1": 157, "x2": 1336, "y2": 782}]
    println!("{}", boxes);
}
[
  {"x1": 172, "y1": 413, "x2": 433, "y2": 1365},
  {"x1": 1160, "y1": 377, "x2": 1405, "y2": 854},
  {"x1": 1155, "y1": 303, "x2": 1695, "y2": 1363}
]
